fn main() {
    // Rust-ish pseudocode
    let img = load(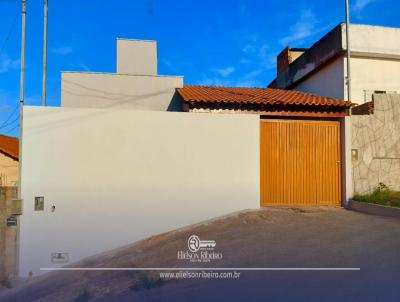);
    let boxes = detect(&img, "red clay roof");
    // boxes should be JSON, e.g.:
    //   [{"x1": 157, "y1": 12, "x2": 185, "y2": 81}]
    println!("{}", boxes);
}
[
  {"x1": 177, "y1": 85, "x2": 352, "y2": 108},
  {"x1": 0, "y1": 135, "x2": 19, "y2": 160}
]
